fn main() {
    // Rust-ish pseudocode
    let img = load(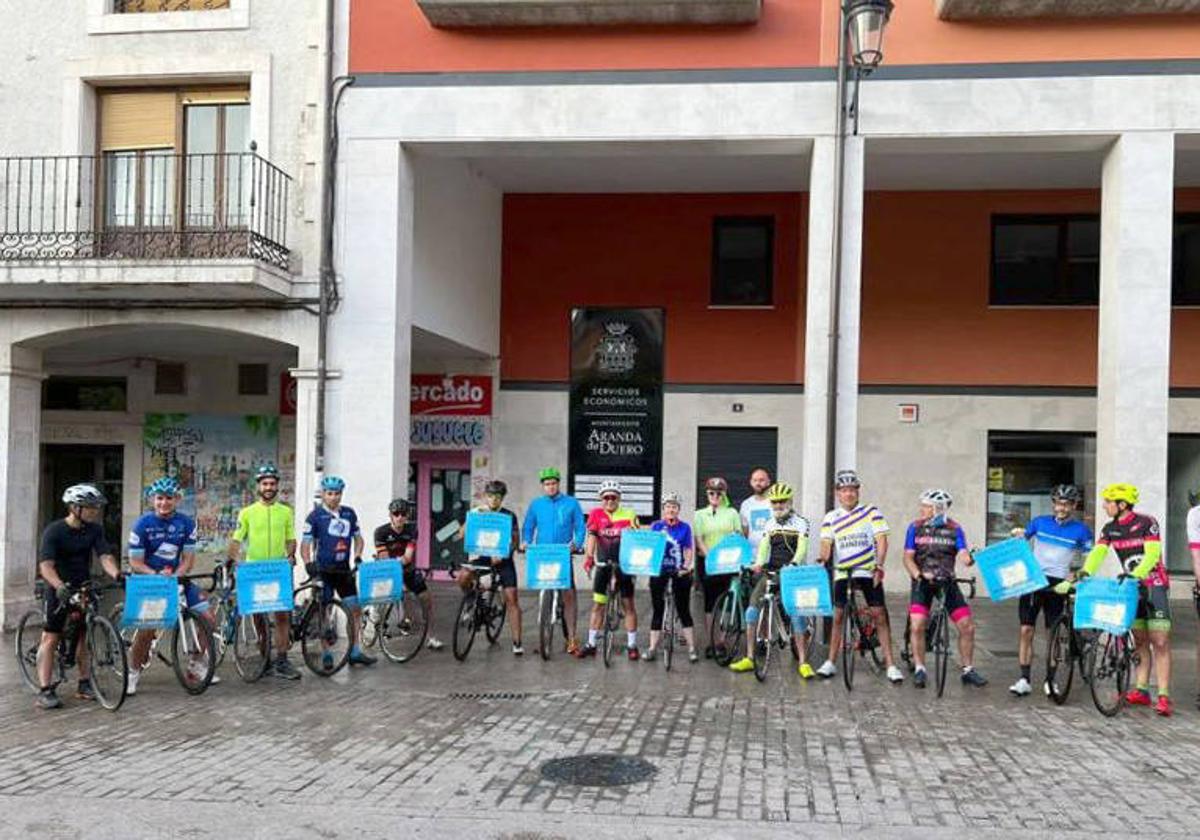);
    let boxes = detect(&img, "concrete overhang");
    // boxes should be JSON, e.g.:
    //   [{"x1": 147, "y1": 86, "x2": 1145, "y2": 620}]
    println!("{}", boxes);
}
[
  {"x1": 935, "y1": 0, "x2": 1200, "y2": 19},
  {"x1": 416, "y1": 0, "x2": 761, "y2": 28},
  {"x1": 0, "y1": 259, "x2": 297, "y2": 301}
]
